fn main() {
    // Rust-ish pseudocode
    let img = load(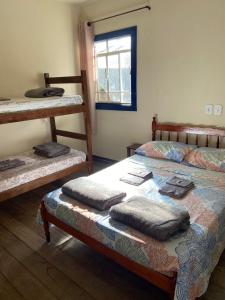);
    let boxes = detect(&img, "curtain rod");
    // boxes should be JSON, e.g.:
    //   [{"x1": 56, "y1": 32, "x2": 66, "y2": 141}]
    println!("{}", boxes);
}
[{"x1": 87, "y1": 5, "x2": 151, "y2": 26}]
